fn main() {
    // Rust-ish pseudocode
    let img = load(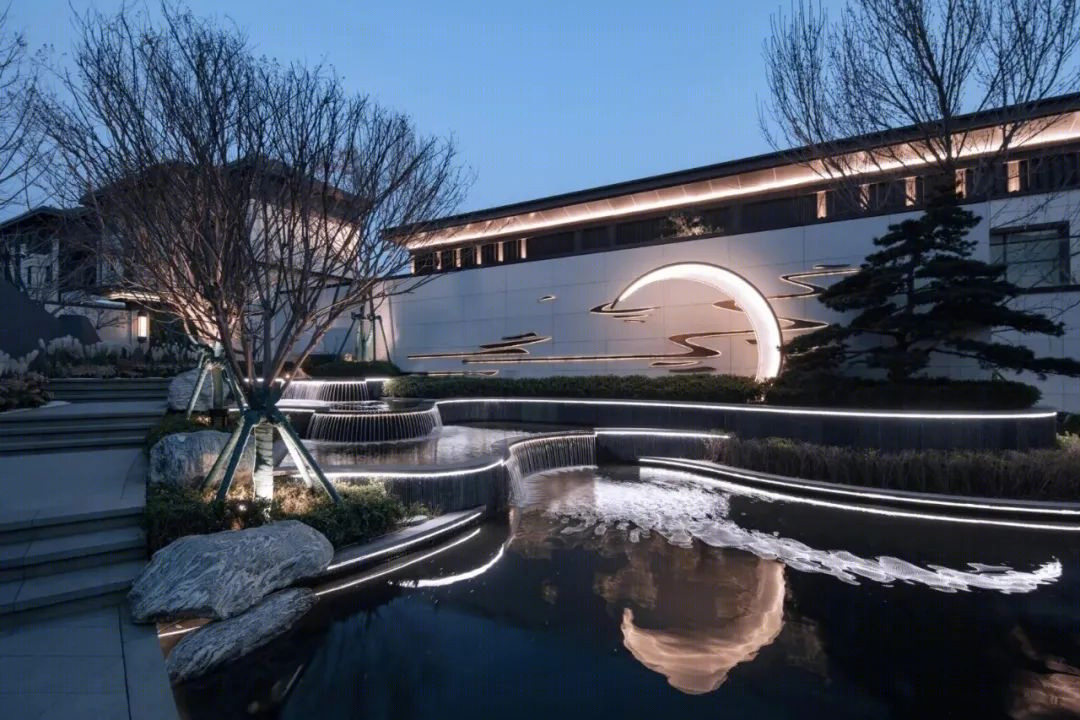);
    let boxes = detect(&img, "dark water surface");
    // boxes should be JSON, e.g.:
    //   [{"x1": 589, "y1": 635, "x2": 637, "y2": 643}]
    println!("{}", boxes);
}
[{"x1": 175, "y1": 466, "x2": 1080, "y2": 720}]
